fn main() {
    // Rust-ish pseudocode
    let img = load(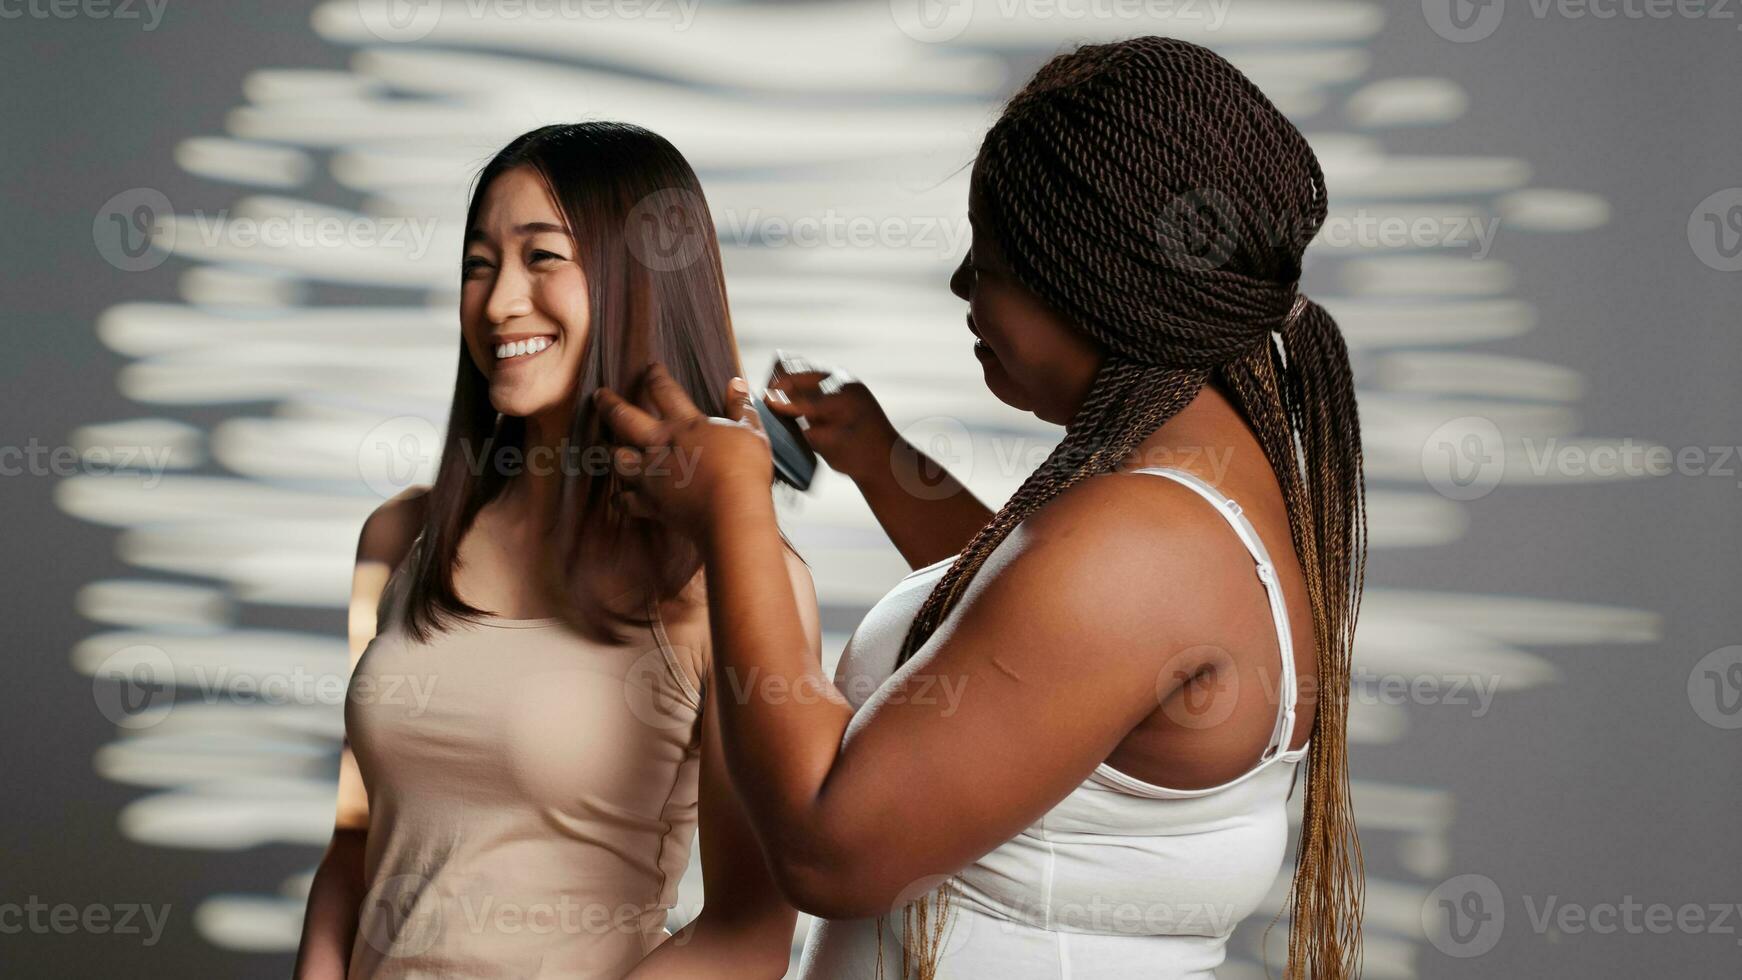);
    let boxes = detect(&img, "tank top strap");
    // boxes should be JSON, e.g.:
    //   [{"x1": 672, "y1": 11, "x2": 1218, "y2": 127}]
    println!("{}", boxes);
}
[
  {"x1": 1124, "y1": 466, "x2": 1301, "y2": 768},
  {"x1": 373, "y1": 528, "x2": 425, "y2": 636},
  {"x1": 646, "y1": 595, "x2": 704, "y2": 711}
]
